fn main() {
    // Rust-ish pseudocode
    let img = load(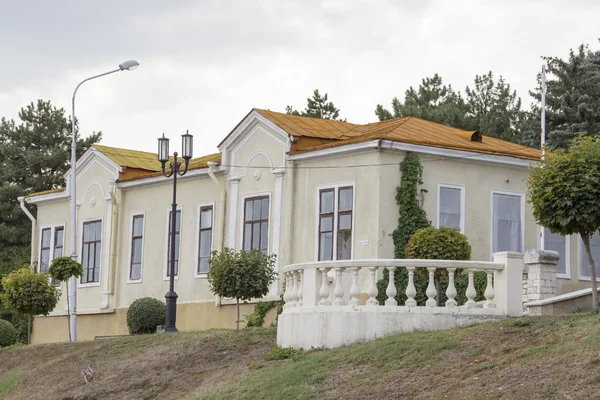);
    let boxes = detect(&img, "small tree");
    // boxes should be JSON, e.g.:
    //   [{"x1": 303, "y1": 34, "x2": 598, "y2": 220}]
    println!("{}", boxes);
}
[
  {"x1": 208, "y1": 248, "x2": 276, "y2": 329},
  {"x1": 527, "y1": 135, "x2": 600, "y2": 313},
  {"x1": 49, "y1": 257, "x2": 83, "y2": 341},
  {"x1": 0, "y1": 266, "x2": 60, "y2": 343}
]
